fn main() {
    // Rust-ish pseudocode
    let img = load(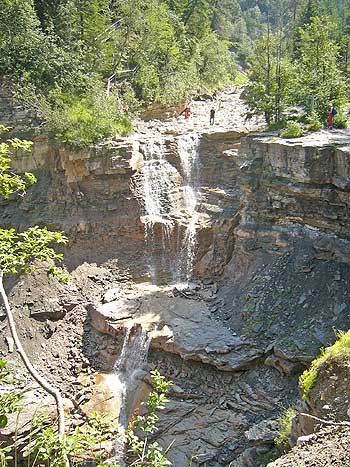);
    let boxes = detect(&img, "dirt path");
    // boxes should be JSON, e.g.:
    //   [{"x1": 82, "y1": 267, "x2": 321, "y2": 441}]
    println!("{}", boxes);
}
[{"x1": 134, "y1": 85, "x2": 264, "y2": 137}]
